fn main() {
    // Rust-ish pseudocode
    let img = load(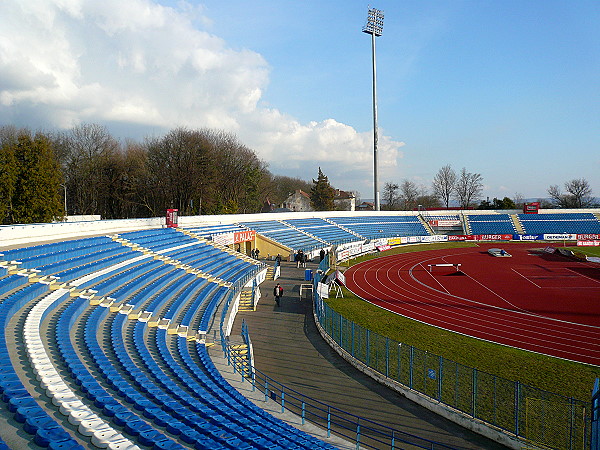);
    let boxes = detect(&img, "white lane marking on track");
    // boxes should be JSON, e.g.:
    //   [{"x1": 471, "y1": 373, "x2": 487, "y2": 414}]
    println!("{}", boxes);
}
[
  {"x1": 420, "y1": 263, "x2": 451, "y2": 294},
  {"x1": 566, "y1": 267, "x2": 600, "y2": 285},
  {"x1": 511, "y1": 268, "x2": 542, "y2": 288}
]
